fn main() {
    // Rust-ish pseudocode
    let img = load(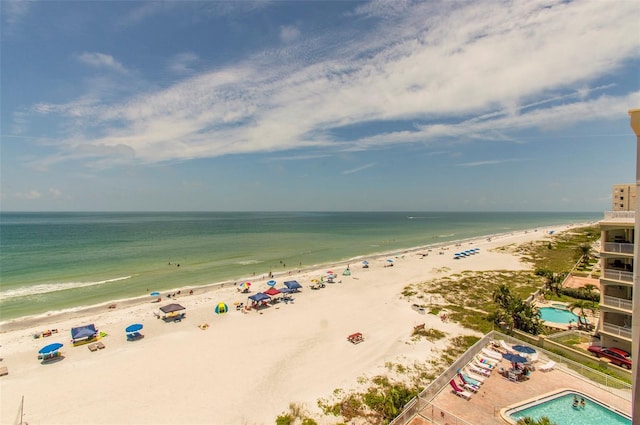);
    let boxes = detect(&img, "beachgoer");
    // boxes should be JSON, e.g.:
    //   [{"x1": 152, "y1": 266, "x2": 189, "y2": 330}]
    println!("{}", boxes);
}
[
  {"x1": 572, "y1": 395, "x2": 579, "y2": 408},
  {"x1": 189, "y1": 289, "x2": 193, "y2": 295},
  {"x1": 580, "y1": 397, "x2": 585, "y2": 408}
]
